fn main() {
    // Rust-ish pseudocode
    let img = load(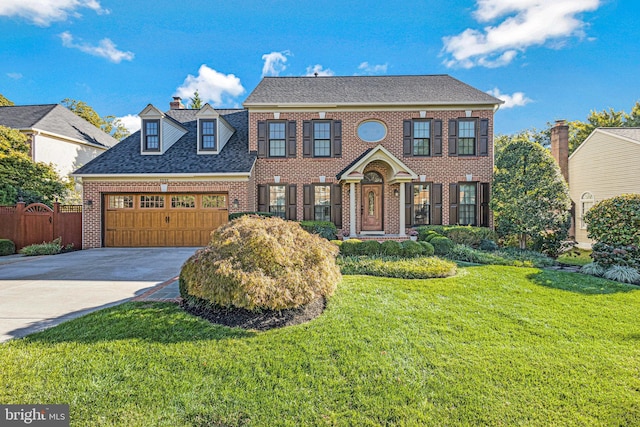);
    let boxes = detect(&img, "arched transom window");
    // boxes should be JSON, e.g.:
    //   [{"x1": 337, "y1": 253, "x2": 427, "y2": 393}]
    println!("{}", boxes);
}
[
  {"x1": 580, "y1": 192, "x2": 594, "y2": 229},
  {"x1": 363, "y1": 171, "x2": 383, "y2": 184}
]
